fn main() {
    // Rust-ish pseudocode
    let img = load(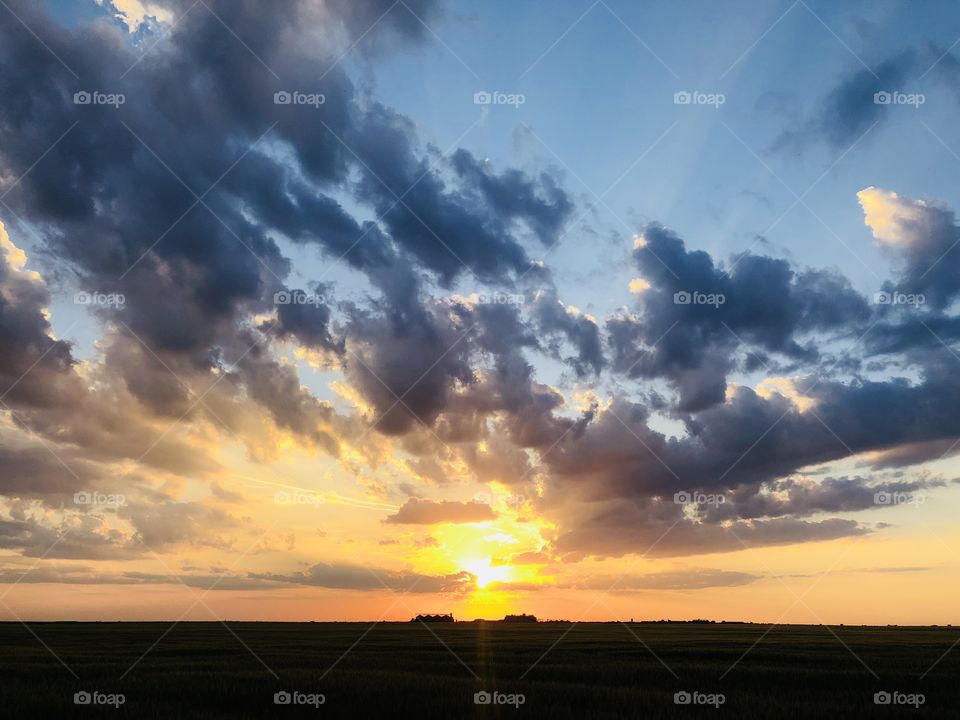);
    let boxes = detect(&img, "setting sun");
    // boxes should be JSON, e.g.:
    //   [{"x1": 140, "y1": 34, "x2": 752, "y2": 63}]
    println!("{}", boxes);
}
[{"x1": 461, "y1": 558, "x2": 512, "y2": 589}]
